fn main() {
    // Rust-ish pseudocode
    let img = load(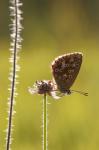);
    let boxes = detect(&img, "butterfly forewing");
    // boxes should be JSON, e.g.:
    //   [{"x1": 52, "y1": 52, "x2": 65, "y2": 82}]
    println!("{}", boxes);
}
[{"x1": 51, "y1": 52, "x2": 83, "y2": 93}]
